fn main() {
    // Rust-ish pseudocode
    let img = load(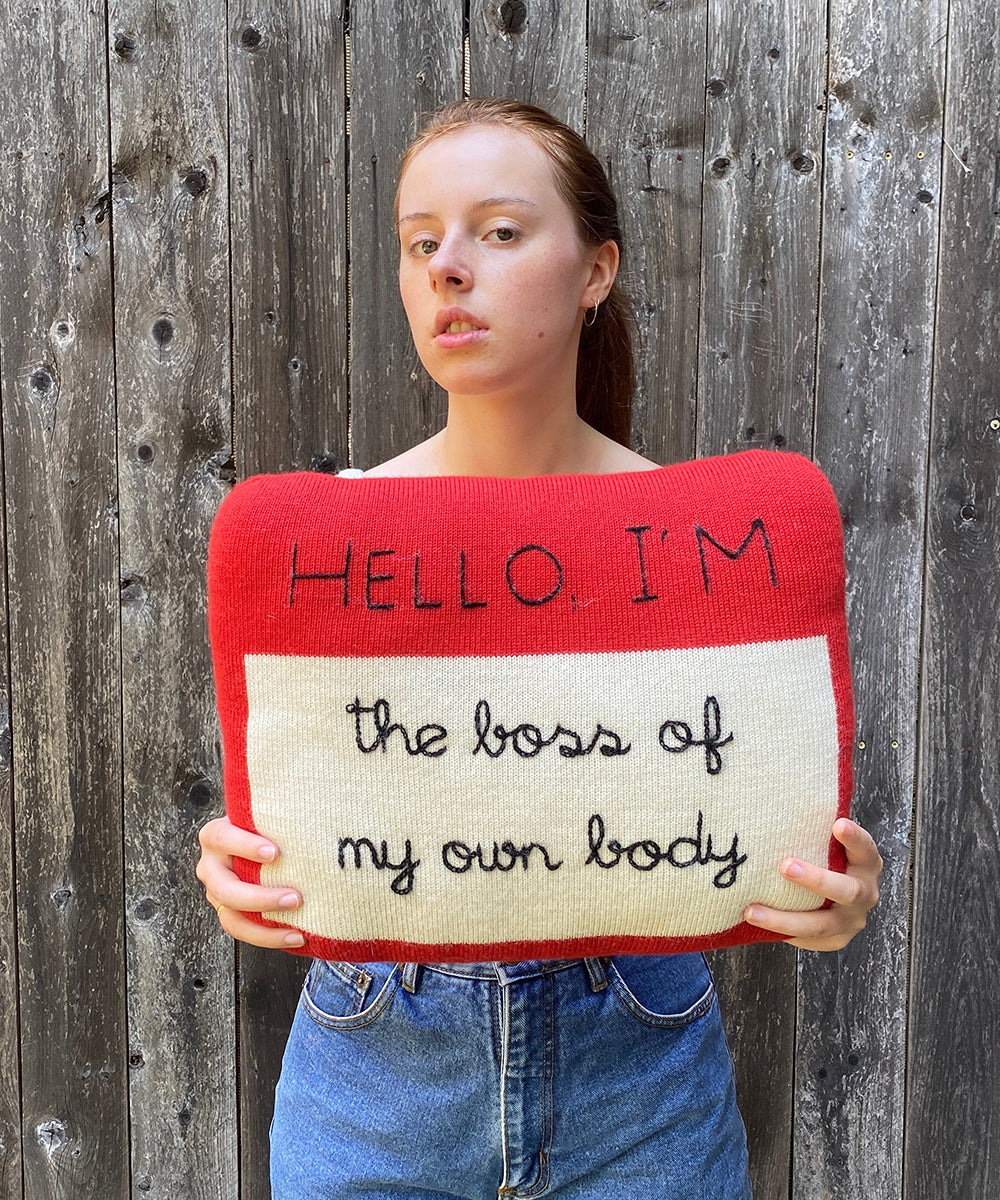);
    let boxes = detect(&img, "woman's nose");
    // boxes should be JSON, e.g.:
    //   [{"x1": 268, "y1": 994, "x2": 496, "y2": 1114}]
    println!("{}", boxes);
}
[{"x1": 427, "y1": 237, "x2": 471, "y2": 290}]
